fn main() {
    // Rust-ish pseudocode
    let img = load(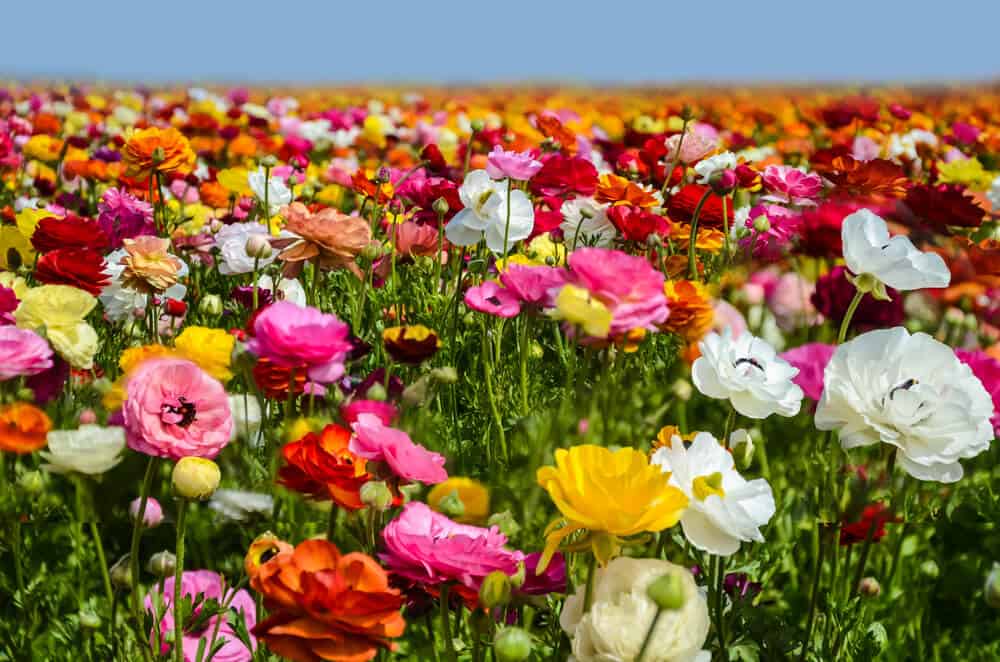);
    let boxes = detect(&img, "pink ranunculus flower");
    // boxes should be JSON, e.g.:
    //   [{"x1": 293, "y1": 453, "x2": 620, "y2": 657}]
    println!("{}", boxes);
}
[
  {"x1": 380, "y1": 502, "x2": 524, "y2": 599},
  {"x1": 145, "y1": 570, "x2": 256, "y2": 662},
  {"x1": 464, "y1": 281, "x2": 521, "y2": 318},
  {"x1": 956, "y1": 349, "x2": 1000, "y2": 436},
  {"x1": 349, "y1": 413, "x2": 447, "y2": 485},
  {"x1": 123, "y1": 358, "x2": 233, "y2": 460},
  {"x1": 245, "y1": 301, "x2": 352, "y2": 384},
  {"x1": 129, "y1": 496, "x2": 163, "y2": 528},
  {"x1": 486, "y1": 145, "x2": 543, "y2": 181},
  {"x1": 499, "y1": 263, "x2": 568, "y2": 307},
  {"x1": 767, "y1": 272, "x2": 820, "y2": 332},
  {"x1": 340, "y1": 398, "x2": 399, "y2": 425},
  {"x1": 567, "y1": 247, "x2": 669, "y2": 337},
  {"x1": 761, "y1": 165, "x2": 824, "y2": 206},
  {"x1": 712, "y1": 300, "x2": 748, "y2": 338},
  {"x1": 97, "y1": 187, "x2": 155, "y2": 248},
  {"x1": 0, "y1": 327, "x2": 53, "y2": 380},
  {"x1": 740, "y1": 204, "x2": 801, "y2": 261},
  {"x1": 664, "y1": 131, "x2": 717, "y2": 164},
  {"x1": 780, "y1": 342, "x2": 836, "y2": 401}
]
